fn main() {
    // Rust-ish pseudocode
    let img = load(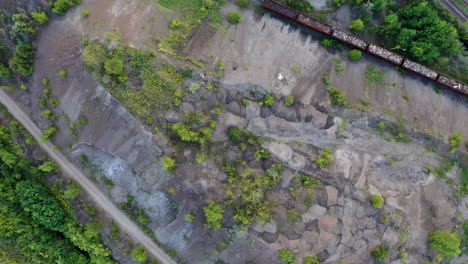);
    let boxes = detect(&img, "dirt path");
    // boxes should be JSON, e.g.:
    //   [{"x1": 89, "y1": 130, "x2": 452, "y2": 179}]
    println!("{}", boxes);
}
[{"x1": 0, "y1": 90, "x2": 177, "y2": 264}]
